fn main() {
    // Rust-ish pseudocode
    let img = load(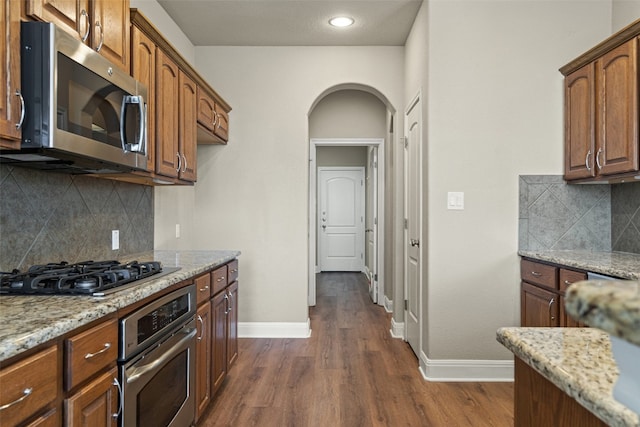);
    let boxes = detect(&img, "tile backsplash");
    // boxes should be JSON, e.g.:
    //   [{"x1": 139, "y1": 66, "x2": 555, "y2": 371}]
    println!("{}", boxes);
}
[
  {"x1": 519, "y1": 175, "x2": 640, "y2": 254},
  {"x1": 0, "y1": 164, "x2": 153, "y2": 271}
]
